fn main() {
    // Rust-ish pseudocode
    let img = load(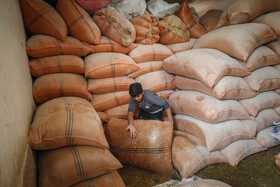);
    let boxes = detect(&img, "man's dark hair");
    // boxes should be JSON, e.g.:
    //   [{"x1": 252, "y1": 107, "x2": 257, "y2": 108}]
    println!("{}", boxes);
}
[{"x1": 129, "y1": 83, "x2": 143, "y2": 97}]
